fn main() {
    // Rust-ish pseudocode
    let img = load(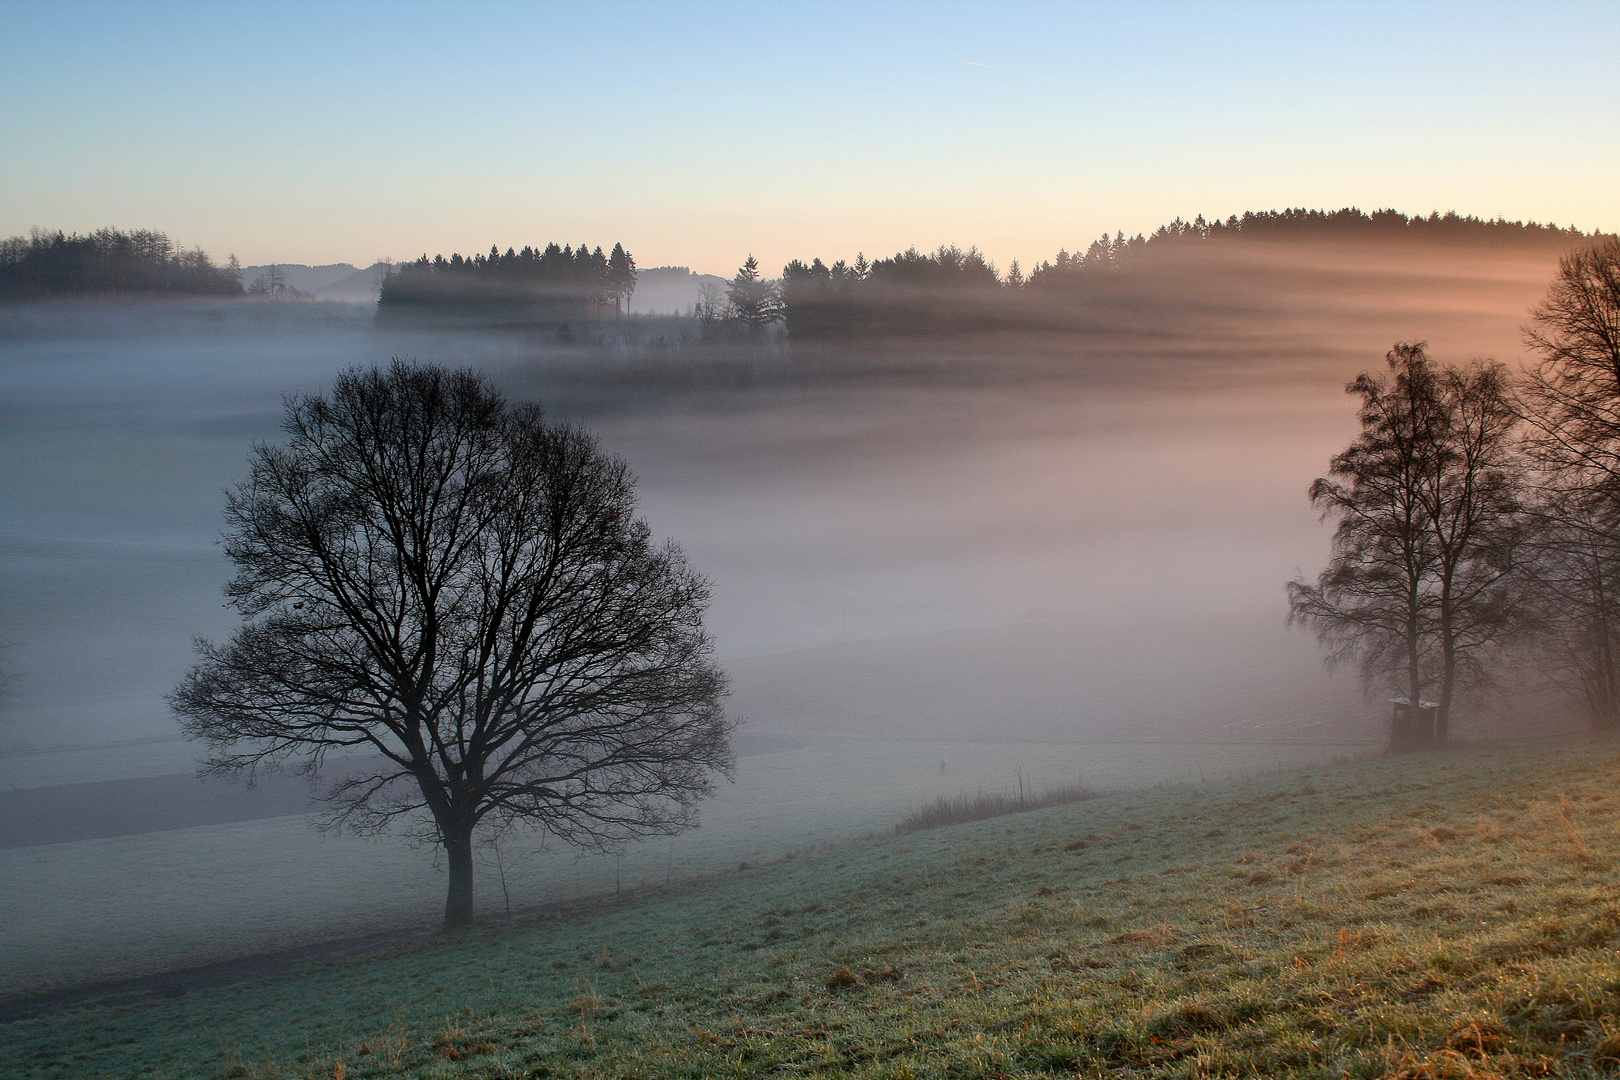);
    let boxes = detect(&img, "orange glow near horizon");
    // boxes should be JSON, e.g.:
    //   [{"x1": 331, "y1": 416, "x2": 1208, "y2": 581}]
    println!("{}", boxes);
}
[{"x1": 0, "y1": 4, "x2": 1614, "y2": 274}]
